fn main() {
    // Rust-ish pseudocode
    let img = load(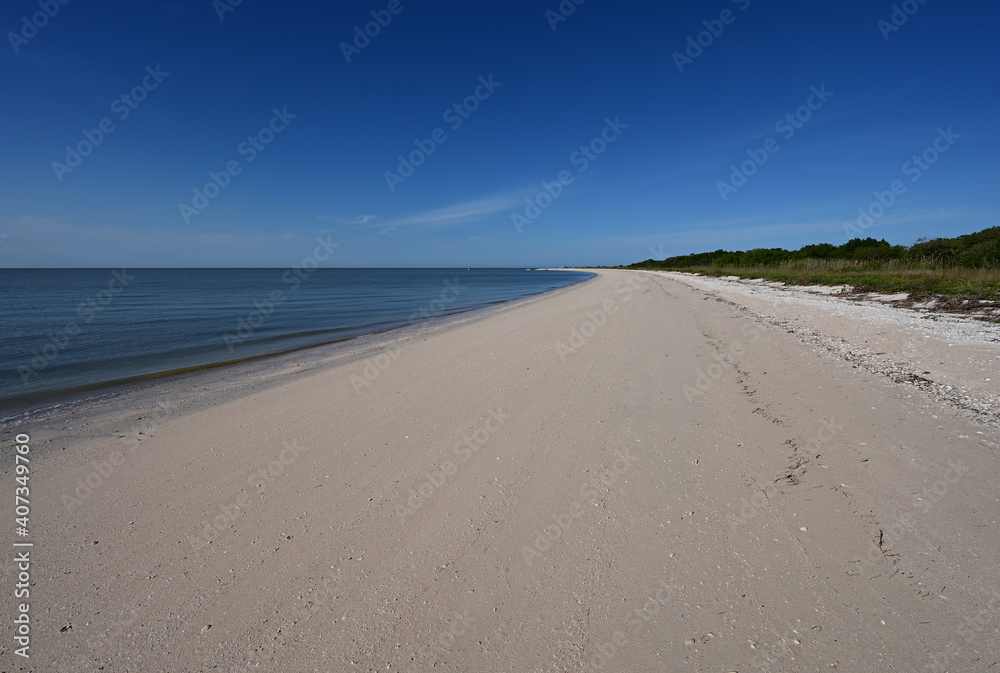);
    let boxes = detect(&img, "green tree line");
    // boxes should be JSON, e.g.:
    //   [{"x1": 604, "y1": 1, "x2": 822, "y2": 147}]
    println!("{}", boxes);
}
[{"x1": 627, "y1": 227, "x2": 1000, "y2": 270}]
